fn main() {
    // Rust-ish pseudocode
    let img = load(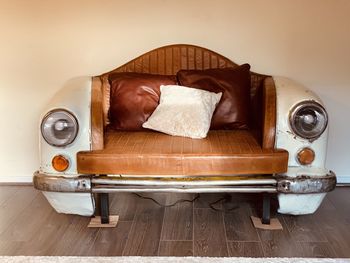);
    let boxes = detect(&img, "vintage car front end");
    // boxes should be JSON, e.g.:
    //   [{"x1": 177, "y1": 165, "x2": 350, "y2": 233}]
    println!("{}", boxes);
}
[
  {"x1": 33, "y1": 74, "x2": 336, "y2": 217},
  {"x1": 34, "y1": 77, "x2": 95, "y2": 216},
  {"x1": 273, "y1": 76, "x2": 336, "y2": 214}
]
